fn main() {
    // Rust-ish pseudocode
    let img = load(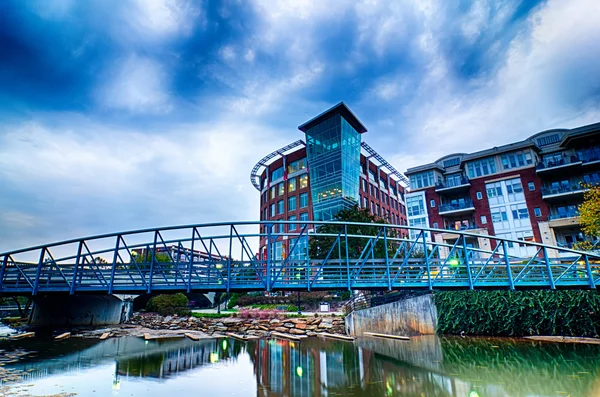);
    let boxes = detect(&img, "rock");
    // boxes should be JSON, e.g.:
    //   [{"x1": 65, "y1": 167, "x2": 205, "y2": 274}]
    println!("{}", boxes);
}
[
  {"x1": 289, "y1": 329, "x2": 306, "y2": 335},
  {"x1": 290, "y1": 318, "x2": 307, "y2": 324},
  {"x1": 269, "y1": 319, "x2": 281, "y2": 324},
  {"x1": 274, "y1": 327, "x2": 288, "y2": 333},
  {"x1": 284, "y1": 323, "x2": 294, "y2": 328},
  {"x1": 319, "y1": 323, "x2": 333, "y2": 329},
  {"x1": 295, "y1": 323, "x2": 307, "y2": 330},
  {"x1": 304, "y1": 325, "x2": 318, "y2": 331}
]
